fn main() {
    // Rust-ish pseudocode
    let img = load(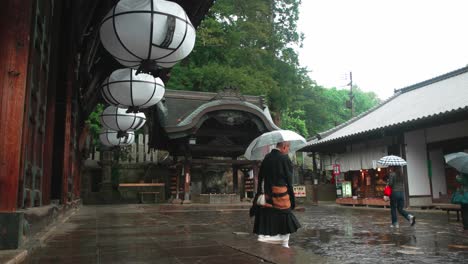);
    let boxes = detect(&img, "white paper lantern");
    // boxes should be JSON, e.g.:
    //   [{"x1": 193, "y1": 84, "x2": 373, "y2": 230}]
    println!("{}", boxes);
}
[
  {"x1": 101, "y1": 68, "x2": 165, "y2": 112},
  {"x1": 99, "y1": 130, "x2": 135, "y2": 146},
  {"x1": 100, "y1": 106, "x2": 146, "y2": 132},
  {"x1": 99, "y1": 0, "x2": 196, "y2": 68}
]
